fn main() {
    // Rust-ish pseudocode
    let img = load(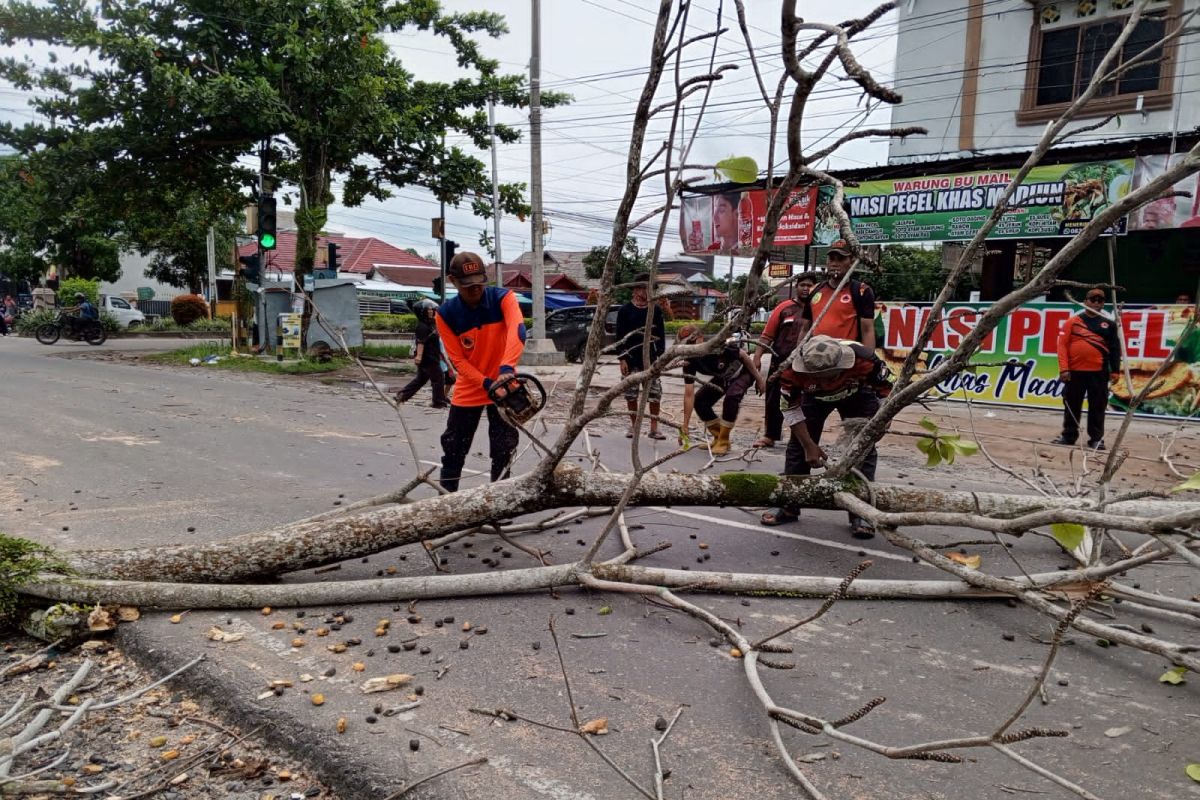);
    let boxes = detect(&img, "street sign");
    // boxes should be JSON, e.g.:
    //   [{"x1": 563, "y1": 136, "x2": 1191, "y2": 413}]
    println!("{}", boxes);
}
[
  {"x1": 312, "y1": 269, "x2": 337, "y2": 281},
  {"x1": 768, "y1": 262, "x2": 794, "y2": 279}
]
